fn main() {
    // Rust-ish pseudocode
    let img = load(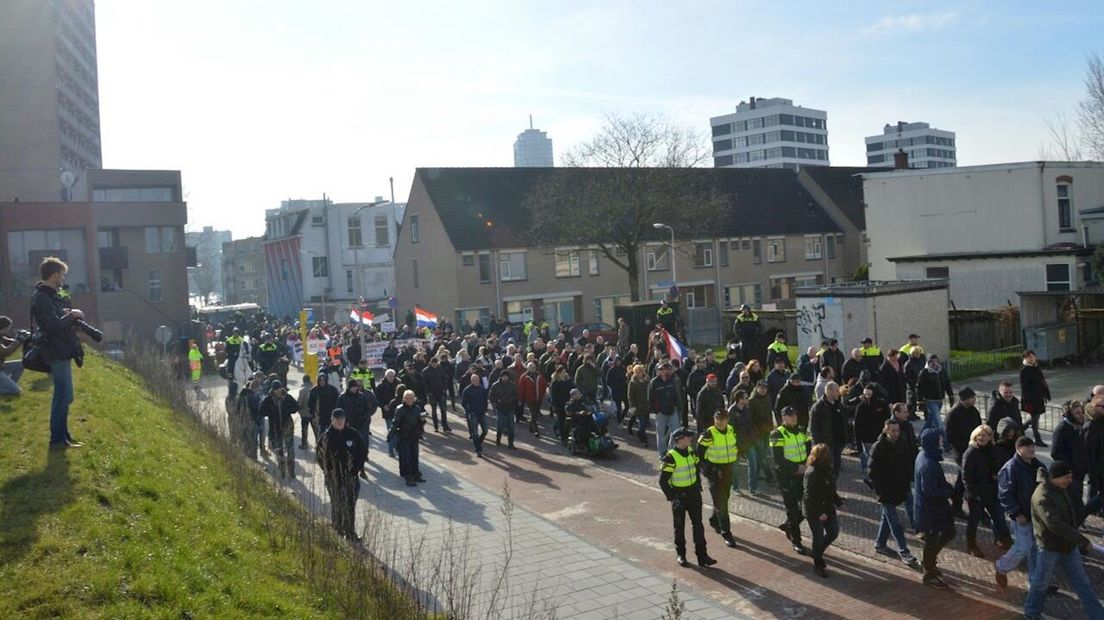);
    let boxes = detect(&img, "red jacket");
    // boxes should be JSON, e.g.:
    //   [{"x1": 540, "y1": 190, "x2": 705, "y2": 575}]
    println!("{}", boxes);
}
[{"x1": 518, "y1": 371, "x2": 548, "y2": 404}]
